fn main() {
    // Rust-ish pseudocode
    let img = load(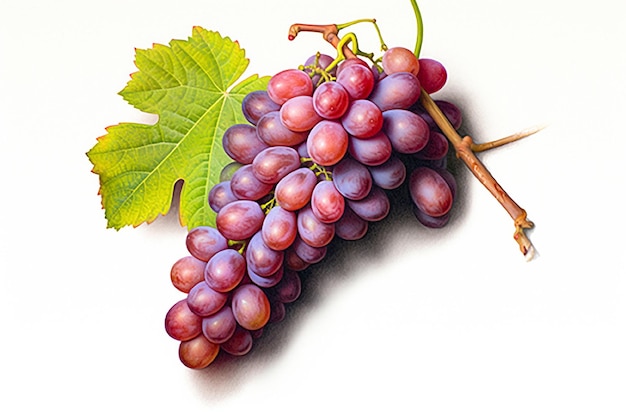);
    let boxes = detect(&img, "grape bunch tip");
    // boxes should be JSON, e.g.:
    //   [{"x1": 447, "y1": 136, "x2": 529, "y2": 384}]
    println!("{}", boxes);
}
[{"x1": 165, "y1": 1, "x2": 542, "y2": 369}]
